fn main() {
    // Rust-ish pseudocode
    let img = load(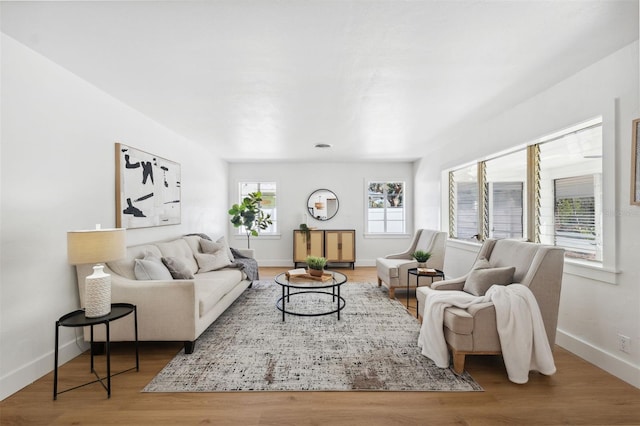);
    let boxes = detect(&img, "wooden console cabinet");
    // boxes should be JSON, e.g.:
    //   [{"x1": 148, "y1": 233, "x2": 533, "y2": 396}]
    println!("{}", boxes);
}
[{"x1": 293, "y1": 229, "x2": 355, "y2": 269}]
